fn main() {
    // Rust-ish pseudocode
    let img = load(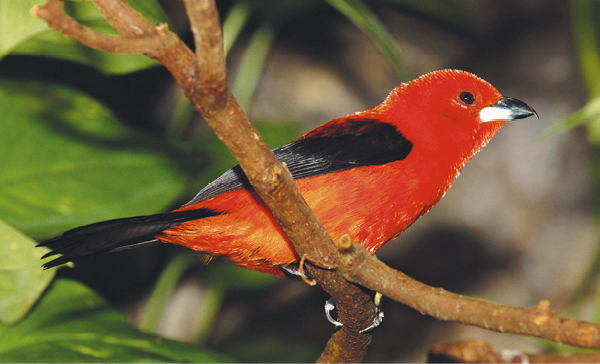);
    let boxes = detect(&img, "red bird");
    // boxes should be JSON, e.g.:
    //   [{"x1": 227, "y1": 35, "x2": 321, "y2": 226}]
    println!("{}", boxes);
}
[{"x1": 39, "y1": 70, "x2": 537, "y2": 278}]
